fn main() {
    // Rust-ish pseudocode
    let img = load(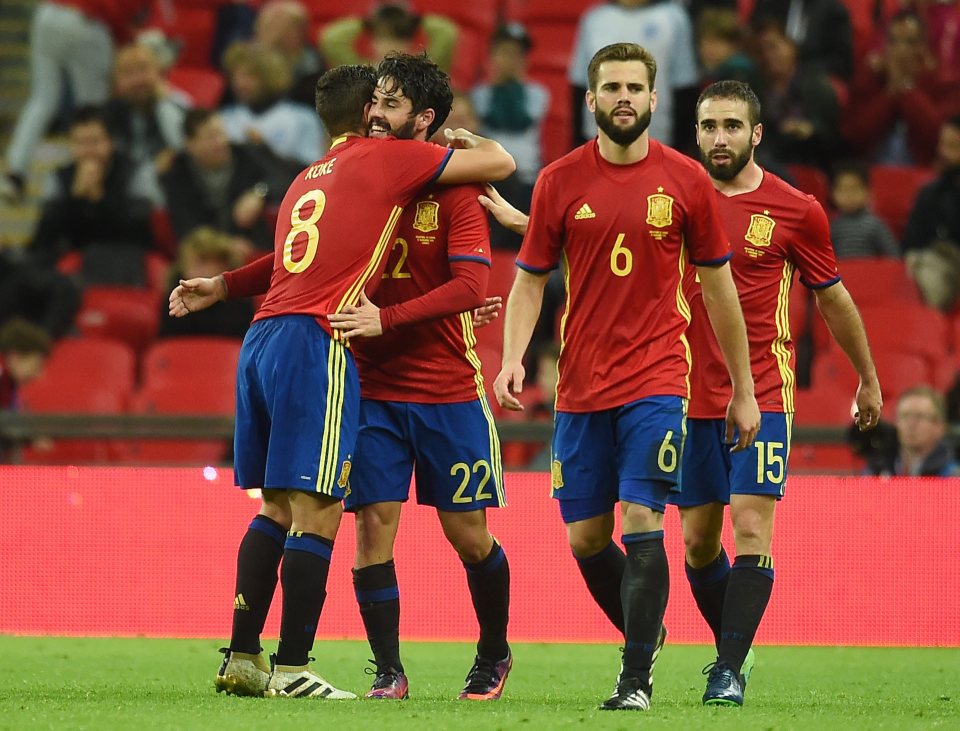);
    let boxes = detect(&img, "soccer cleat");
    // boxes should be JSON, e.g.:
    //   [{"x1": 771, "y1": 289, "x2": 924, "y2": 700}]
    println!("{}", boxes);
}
[
  {"x1": 265, "y1": 661, "x2": 357, "y2": 699},
  {"x1": 600, "y1": 674, "x2": 651, "y2": 711},
  {"x1": 702, "y1": 661, "x2": 745, "y2": 707},
  {"x1": 214, "y1": 647, "x2": 271, "y2": 697},
  {"x1": 365, "y1": 669, "x2": 409, "y2": 700},
  {"x1": 458, "y1": 650, "x2": 512, "y2": 700}
]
